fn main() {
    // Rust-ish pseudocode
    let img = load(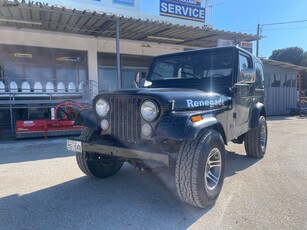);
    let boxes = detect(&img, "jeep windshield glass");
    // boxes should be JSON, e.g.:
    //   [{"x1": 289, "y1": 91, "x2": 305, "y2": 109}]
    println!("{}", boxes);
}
[{"x1": 148, "y1": 49, "x2": 233, "y2": 81}]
